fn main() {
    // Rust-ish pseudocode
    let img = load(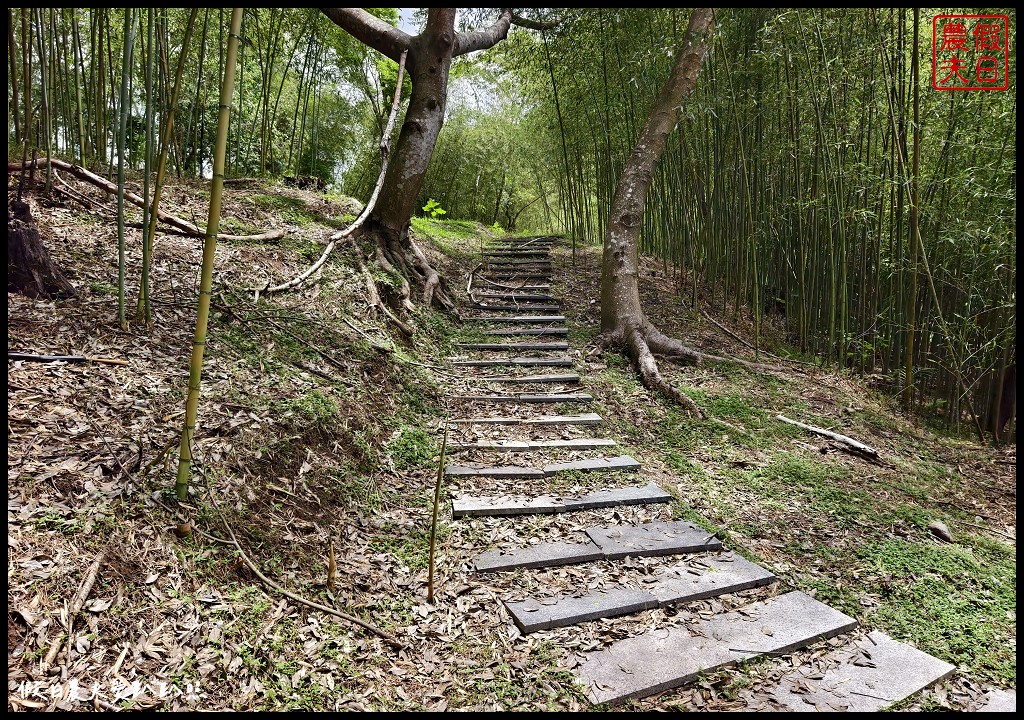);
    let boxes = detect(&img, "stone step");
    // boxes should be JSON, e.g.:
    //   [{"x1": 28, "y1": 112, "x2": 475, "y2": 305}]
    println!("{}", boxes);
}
[
  {"x1": 585, "y1": 519, "x2": 718, "y2": 560},
  {"x1": 476, "y1": 293, "x2": 558, "y2": 302},
  {"x1": 454, "y1": 342, "x2": 569, "y2": 351},
  {"x1": 445, "y1": 454, "x2": 639, "y2": 479},
  {"x1": 575, "y1": 590, "x2": 859, "y2": 706},
  {"x1": 451, "y1": 412, "x2": 603, "y2": 425},
  {"x1": 743, "y1": 630, "x2": 955, "y2": 712},
  {"x1": 448, "y1": 437, "x2": 616, "y2": 453},
  {"x1": 482, "y1": 328, "x2": 569, "y2": 336},
  {"x1": 449, "y1": 357, "x2": 574, "y2": 367},
  {"x1": 485, "y1": 262, "x2": 552, "y2": 268},
  {"x1": 451, "y1": 480, "x2": 668, "y2": 517},
  {"x1": 487, "y1": 274, "x2": 552, "y2": 281},
  {"x1": 469, "y1": 303, "x2": 562, "y2": 312},
  {"x1": 445, "y1": 464, "x2": 546, "y2": 480},
  {"x1": 505, "y1": 553, "x2": 777, "y2": 633},
  {"x1": 482, "y1": 253, "x2": 550, "y2": 260},
  {"x1": 475, "y1": 519, "x2": 722, "y2": 573},
  {"x1": 452, "y1": 392, "x2": 591, "y2": 403},
  {"x1": 479, "y1": 284, "x2": 552, "y2": 291},
  {"x1": 476, "y1": 373, "x2": 580, "y2": 384},
  {"x1": 471, "y1": 315, "x2": 567, "y2": 323}
]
